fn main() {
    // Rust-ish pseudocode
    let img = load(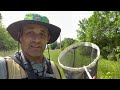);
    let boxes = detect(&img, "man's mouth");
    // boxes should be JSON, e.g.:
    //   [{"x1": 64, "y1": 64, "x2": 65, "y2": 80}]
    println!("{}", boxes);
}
[{"x1": 30, "y1": 45, "x2": 41, "y2": 48}]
